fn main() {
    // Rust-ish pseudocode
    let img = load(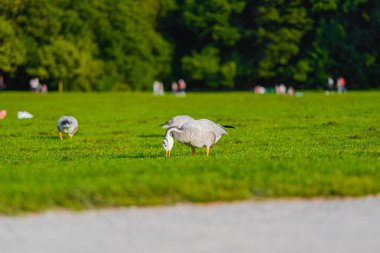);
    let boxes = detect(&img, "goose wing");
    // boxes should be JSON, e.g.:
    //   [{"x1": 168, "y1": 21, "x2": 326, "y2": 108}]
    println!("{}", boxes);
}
[
  {"x1": 172, "y1": 126, "x2": 216, "y2": 148},
  {"x1": 162, "y1": 115, "x2": 194, "y2": 128},
  {"x1": 184, "y1": 119, "x2": 227, "y2": 137}
]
